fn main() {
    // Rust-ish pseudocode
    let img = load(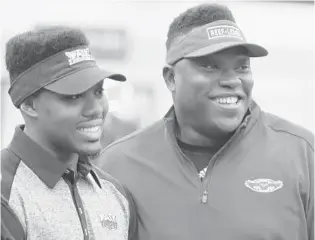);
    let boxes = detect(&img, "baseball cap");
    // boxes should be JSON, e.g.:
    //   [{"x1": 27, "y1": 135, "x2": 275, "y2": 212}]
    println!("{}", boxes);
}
[
  {"x1": 166, "y1": 20, "x2": 268, "y2": 65},
  {"x1": 8, "y1": 45, "x2": 126, "y2": 108}
]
